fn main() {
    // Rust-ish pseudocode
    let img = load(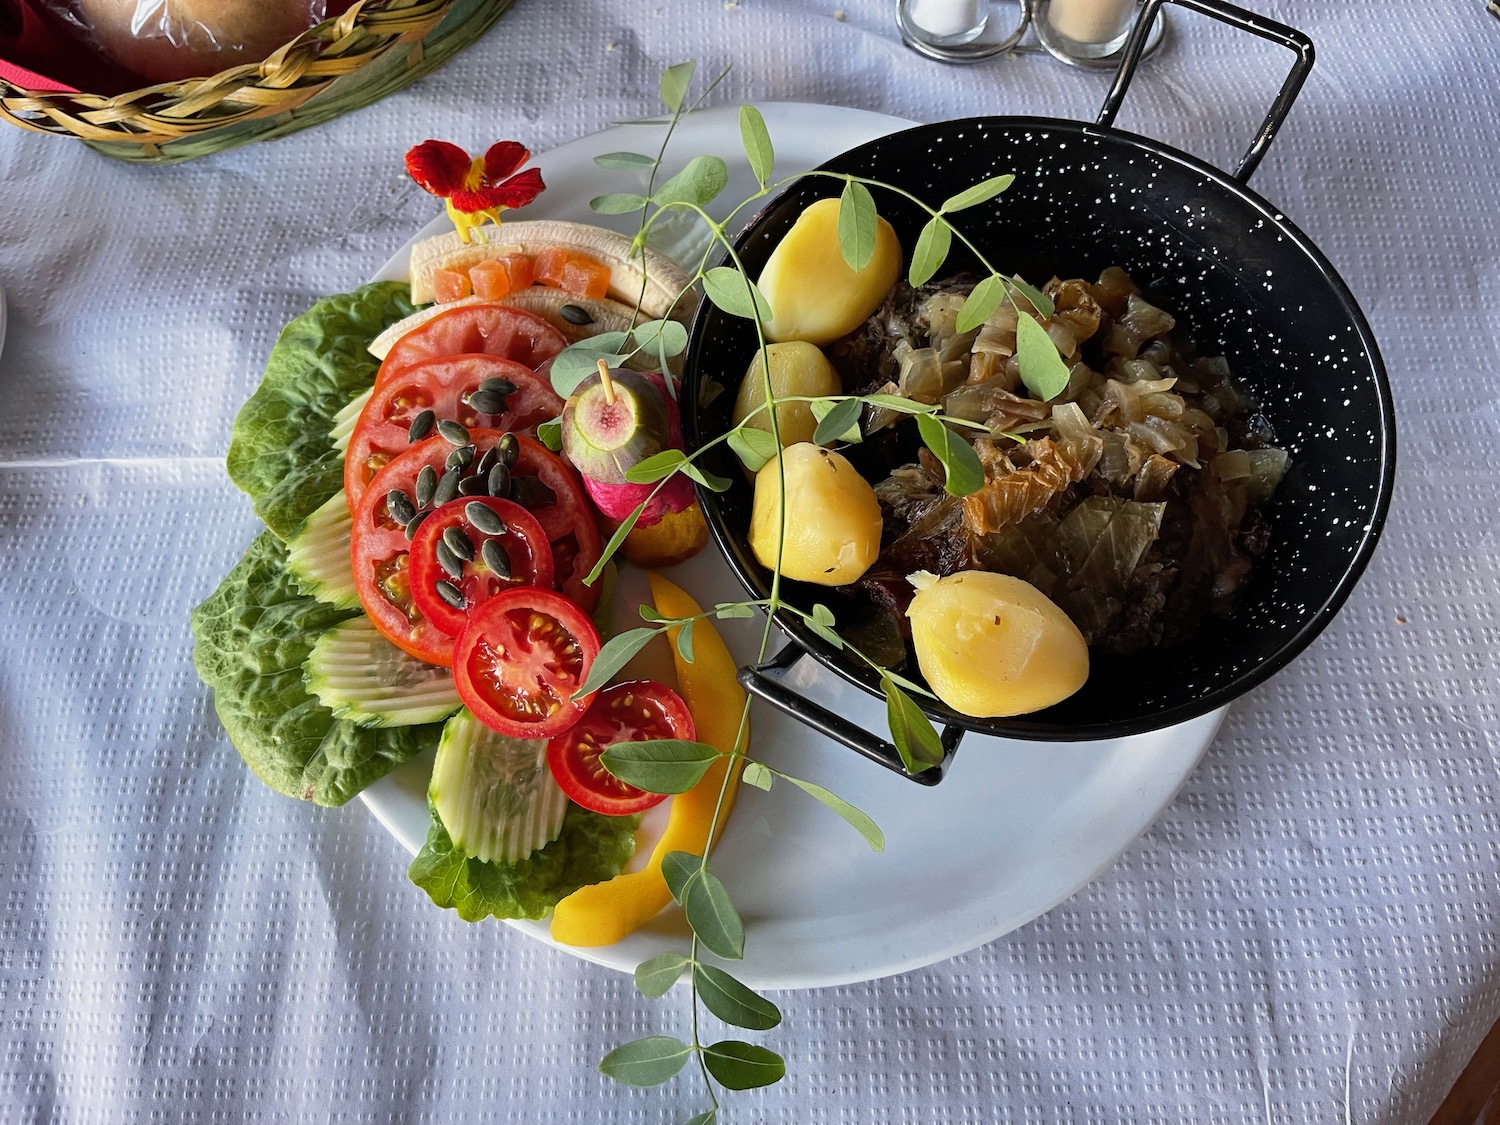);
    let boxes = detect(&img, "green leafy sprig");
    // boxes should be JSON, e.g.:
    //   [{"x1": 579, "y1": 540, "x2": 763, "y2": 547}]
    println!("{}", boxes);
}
[{"x1": 553, "y1": 61, "x2": 1076, "y2": 1119}]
